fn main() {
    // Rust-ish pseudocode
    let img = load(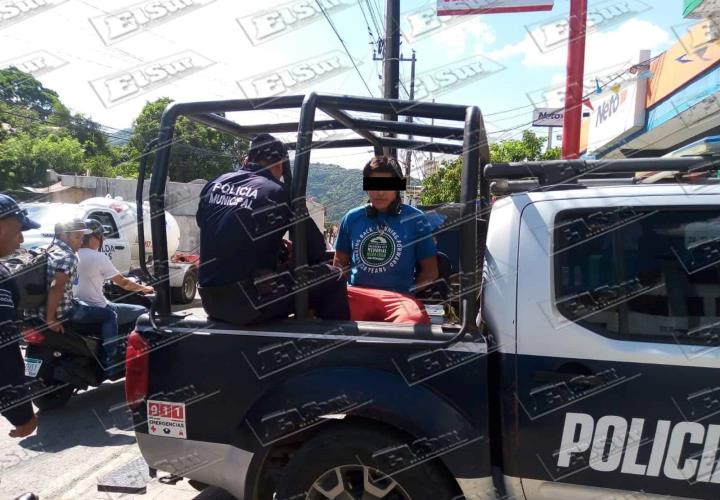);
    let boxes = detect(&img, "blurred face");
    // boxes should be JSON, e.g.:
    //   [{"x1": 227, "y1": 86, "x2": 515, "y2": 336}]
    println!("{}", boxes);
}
[
  {"x1": 83, "y1": 234, "x2": 102, "y2": 250},
  {"x1": 60, "y1": 231, "x2": 85, "y2": 252},
  {"x1": 0, "y1": 217, "x2": 23, "y2": 258},
  {"x1": 366, "y1": 172, "x2": 397, "y2": 213}
]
